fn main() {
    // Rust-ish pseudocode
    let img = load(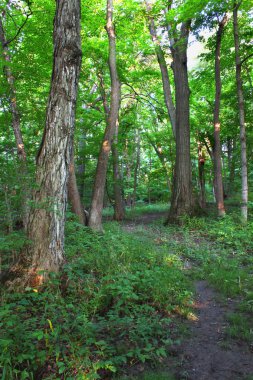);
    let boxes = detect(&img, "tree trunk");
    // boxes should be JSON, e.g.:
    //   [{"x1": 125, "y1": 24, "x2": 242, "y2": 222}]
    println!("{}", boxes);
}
[
  {"x1": 213, "y1": 15, "x2": 228, "y2": 217},
  {"x1": 233, "y1": 2, "x2": 248, "y2": 223},
  {"x1": 198, "y1": 142, "x2": 206, "y2": 209},
  {"x1": 227, "y1": 138, "x2": 236, "y2": 196},
  {"x1": 5, "y1": 0, "x2": 82, "y2": 288},
  {"x1": 77, "y1": 135, "x2": 86, "y2": 200},
  {"x1": 112, "y1": 120, "x2": 125, "y2": 220},
  {"x1": 167, "y1": 22, "x2": 195, "y2": 222},
  {"x1": 97, "y1": 71, "x2": 124, "y2": 221},
  {"x1": 125, "y1": 139, "x2": 133, "y2": 207},
  {"x1": 68, "y1": 152, "x2": 86, "y2": 225},
  {"x1": 88, "y1": 0, "x2": 121, "y2": 231},
  {"x1": 0, "y1": 18, "x2": 29, "y2": 228},
  {"x1": 133, "y1": 129, "x2": 141, "y2": 206},
  {"x1": 145, "y1": 1, "x2": 176, "y2": 137}
]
